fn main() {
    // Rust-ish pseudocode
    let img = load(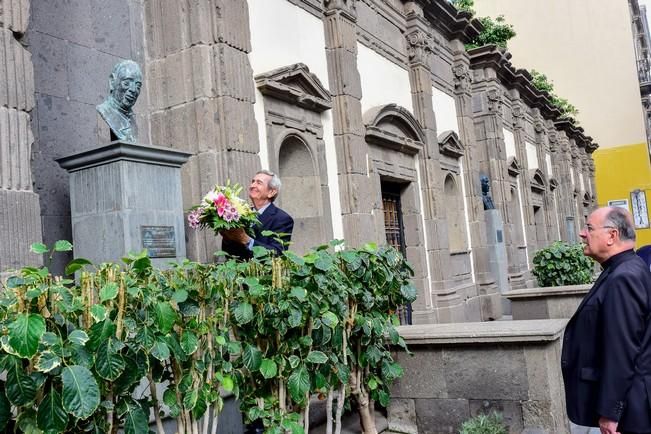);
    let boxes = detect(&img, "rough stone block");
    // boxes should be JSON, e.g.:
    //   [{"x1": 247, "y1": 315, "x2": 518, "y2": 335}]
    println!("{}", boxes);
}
[
  {"x1": 28, "y1": 31, "x2": 68, "y2": 99},
  {"x1": 67, "y1": 43, "x2": 121, "y2": 106},
  {"x1": 391, "y1": 348, "x2": 446, "y2": 399},
  {"x1": 444, "y1": 346, "x2": 528, "y2": 400},
  {"x1": 330, "y1": 94, "x2": 364, "y2": 136},
  {"x1": 334, "y1": 133, "x2": 367, "y2": 175},
  {"x1": 211, "y1": 0, "x2": 252, "y2": 52},
  {"x1": 212, "y1": 43, "x2": 255, "y2": 101},
  {"x1": 31, "y1": 0, "x2": 93, "y2": 45},
  {"x1": 0, "y1": 0, "x2": 29, "y2": 33},
  {"x1": 404, "y1": 245, "x2": 426, "y2": 279},
  {"x1": 187, "y1": 0, "x2": 213, "y2": 45},
  {"x1": 0, "y1": 189, "x2": 43, "y2": 271},
  {"x1": 387, "y1": 399, "x2": 417, "y2": 434},
  {"x1": 480, "y1": 292, "x2": 502, "y2": 320},
  {"x1": 90, "y1": 0, "x2": 132, "y2": 59},
  {"x1": 341, "y1": 212, "x2": 378, "y2": 247},
  {"x1": 32, "y1": 151, "x2": 71, "y2": 217},
  {"x1": 403, "y1": 213, "x2": 424, "y2": 247},
  {"x1": 35, "y1": 94, "x2": 97, "y2": 155},
  {"x1": 337, "y1": 172, "x2": 374, "y2": 214},
  {"x1": 414, "y1": 398, "x2": 469, "y2": 434},
  {"x1": 160, "y1": 0, "x2": 189, "y2": 55}
]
